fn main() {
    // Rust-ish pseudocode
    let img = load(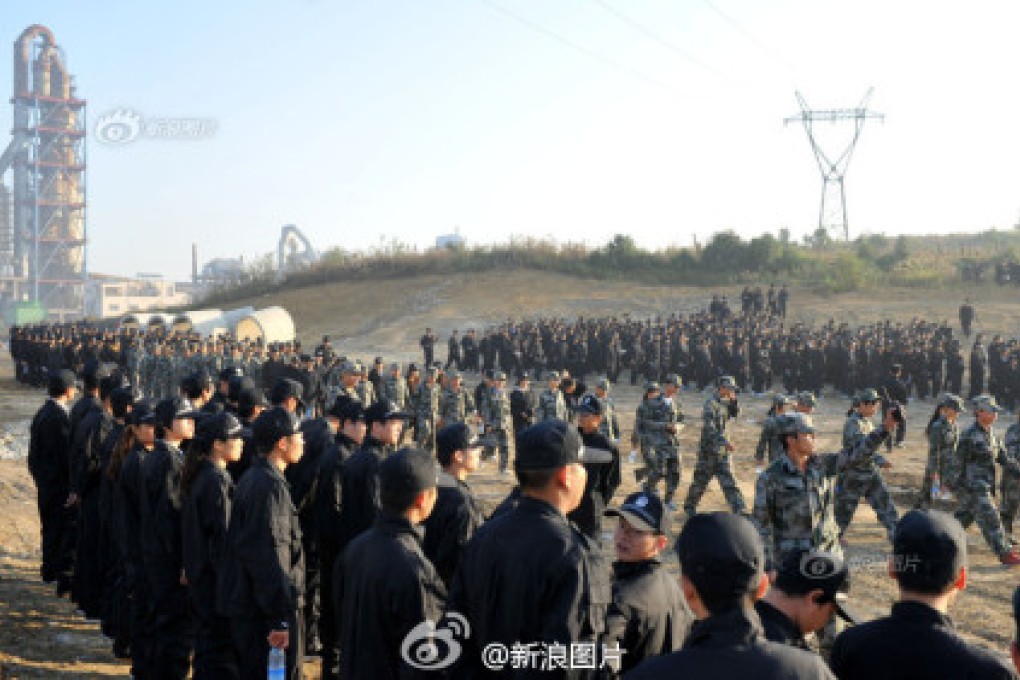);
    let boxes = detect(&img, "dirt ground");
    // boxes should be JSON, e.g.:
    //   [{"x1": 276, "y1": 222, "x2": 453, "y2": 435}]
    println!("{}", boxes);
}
[{"x1": 1, "y1": 277, "x2": 1018, "y2": 676}]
